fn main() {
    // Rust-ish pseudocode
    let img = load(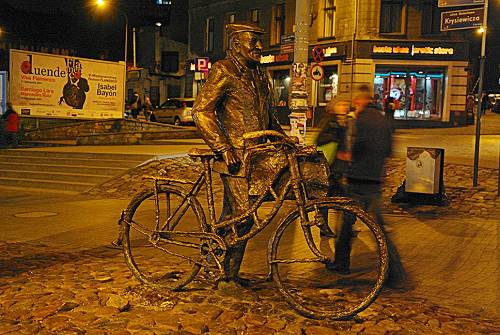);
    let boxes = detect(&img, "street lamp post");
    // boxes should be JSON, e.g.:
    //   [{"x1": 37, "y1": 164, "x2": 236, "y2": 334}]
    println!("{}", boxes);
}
[
  {"x1": 472, "y1": 0, "x2": 489, "y2": 187},
  {"x1": 95, "y1": 0, "x2": 128, "y2": 64}
]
